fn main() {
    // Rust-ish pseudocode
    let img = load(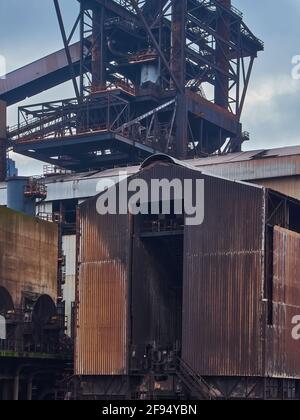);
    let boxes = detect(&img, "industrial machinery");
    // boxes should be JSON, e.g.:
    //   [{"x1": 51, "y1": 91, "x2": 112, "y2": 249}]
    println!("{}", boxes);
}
[{"x1": 4, "y1": 0, "x2": 263, "y2": 172}]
